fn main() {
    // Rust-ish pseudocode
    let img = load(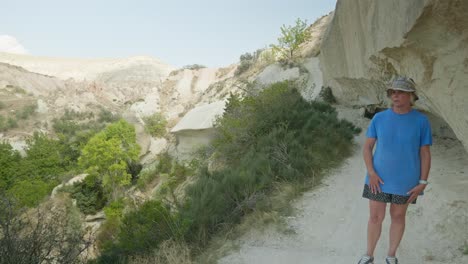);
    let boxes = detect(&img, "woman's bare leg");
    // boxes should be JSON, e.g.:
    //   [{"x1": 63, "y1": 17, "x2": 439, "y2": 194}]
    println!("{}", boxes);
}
[
  {"x1": 388, "y1": 203, "x2": 409, "y2": 257},
  {"x1": 367, "y1": 200, "x2": 387, "y2": 256}
]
